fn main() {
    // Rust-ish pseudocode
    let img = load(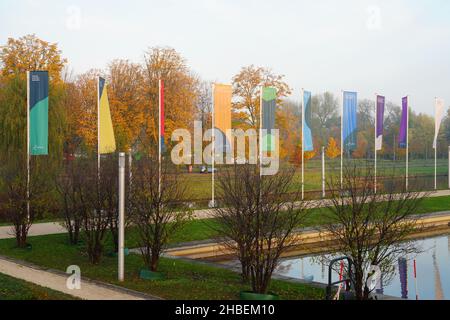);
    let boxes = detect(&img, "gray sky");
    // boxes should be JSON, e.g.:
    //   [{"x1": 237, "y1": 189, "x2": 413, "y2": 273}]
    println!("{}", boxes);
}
[{"x1": 2, "y1": 0, "x2": 450, "y2": 115}]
